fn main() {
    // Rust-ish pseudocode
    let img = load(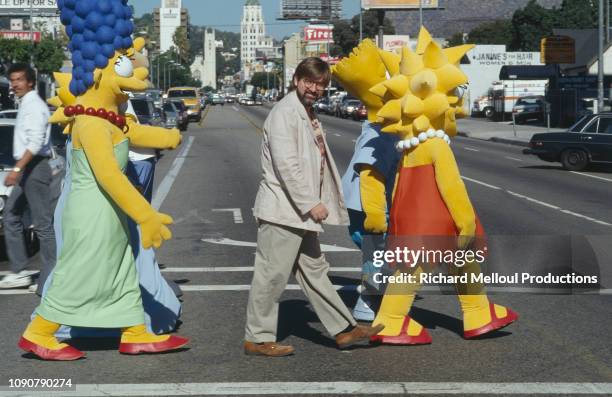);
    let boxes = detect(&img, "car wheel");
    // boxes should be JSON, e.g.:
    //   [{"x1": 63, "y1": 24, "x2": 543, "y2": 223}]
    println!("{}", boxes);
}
[
  {"x1": 484, "y1": 107, "x2": 494, "y2": 119},
  {"x1": 561, "y1": 149, "x2": 589, "y2": 171}
]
